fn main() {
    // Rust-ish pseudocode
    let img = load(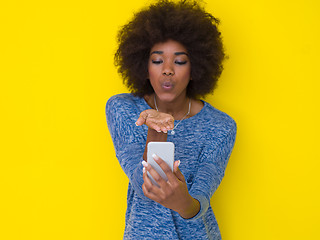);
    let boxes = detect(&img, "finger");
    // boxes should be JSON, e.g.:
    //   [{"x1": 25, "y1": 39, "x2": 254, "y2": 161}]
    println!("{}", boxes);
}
[
  {"x1": 153, "y1": 121, "x2": 167, "y2": 133},
  {"x1": 135, "y1": 111, "x2": 148, "y2": 126},
  {"x1": 142, "y1": 166, "x2": 154, "y2": 190},
  {"x1": 165, "y1": 122, "x2": 174, "y2": 130},
  {"x1": 166, "y1": 117, "x2": 174, "y2": 129},
  {"x1": 142, "y1": 165, "x2": 165, "y2": 201},
  {"x1": 142, "y1": 159, "x2": 167, "y2": 187},
  {"x1": 173, "y1": 161, "x2": 185, "y2": 182},
  {"x1": 147, "y1": 121, "x2": 164, "y2": 133},
  {"x1": 142, "y1": 183, "x2": 160, "y2": 202},
  {"x1": 152, "y1": 154, "x2": 177, "y2": 184},
  {"x1": 160, "y1": 124, "x2": 168, "y2": 133},
  {"x1": 173, "y1": 160, "x2": 180, "y2": 171}
]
